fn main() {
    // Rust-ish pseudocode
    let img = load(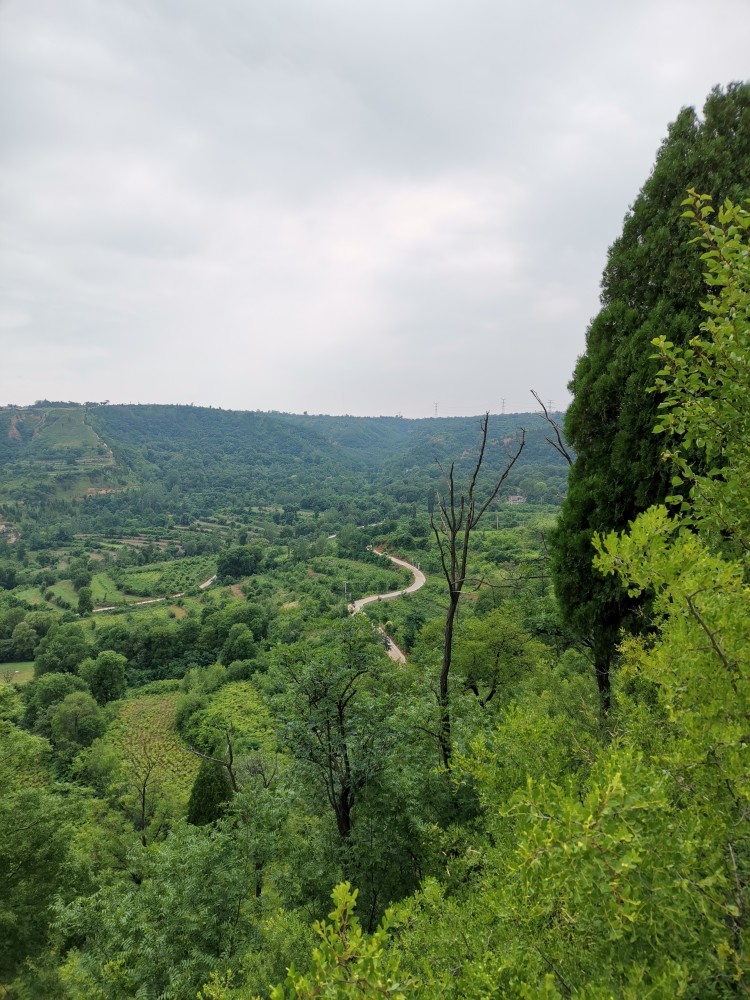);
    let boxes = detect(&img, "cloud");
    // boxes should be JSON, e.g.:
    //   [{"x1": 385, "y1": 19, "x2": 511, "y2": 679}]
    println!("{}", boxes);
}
[{"x1": 2, "y1": 0, "x2": 750, "y2": 415}]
